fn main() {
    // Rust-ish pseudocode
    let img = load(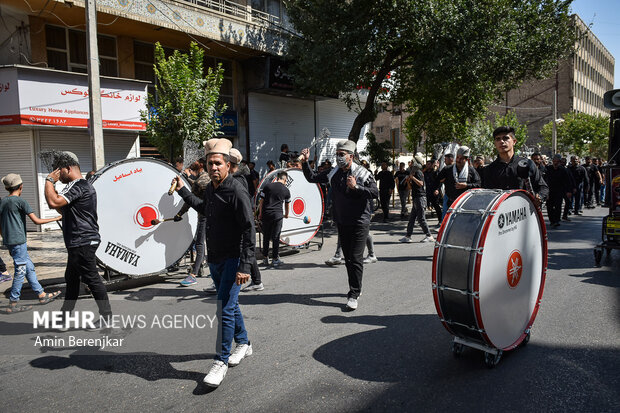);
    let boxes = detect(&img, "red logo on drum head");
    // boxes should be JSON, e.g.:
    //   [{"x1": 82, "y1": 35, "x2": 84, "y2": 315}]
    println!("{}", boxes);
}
[
  {"x1": 507, "y1": 250, "x2": 523, "y2": 288},
  {"x1": 134, "y1": 204, "x2": 159, "y2": 229},
  {"x1": 292, "y1": 198, "x2": 305, "y2": 216}
]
